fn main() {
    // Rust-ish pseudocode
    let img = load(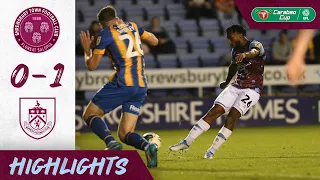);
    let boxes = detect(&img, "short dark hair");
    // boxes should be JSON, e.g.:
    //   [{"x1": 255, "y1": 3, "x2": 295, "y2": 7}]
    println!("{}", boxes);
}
[
  {"x1": 226, "y1": 24, "x2": 246, "y2": 37},
  {"x1": 97, "y1": 6, "x2": 117, "y2": 23},
  {"x1": 279, "y1": 30, "x2": 288, "y2": 37}
]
